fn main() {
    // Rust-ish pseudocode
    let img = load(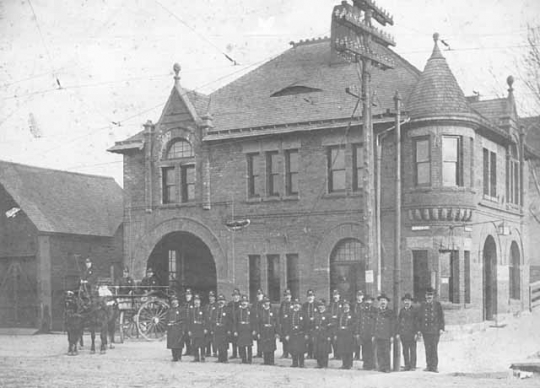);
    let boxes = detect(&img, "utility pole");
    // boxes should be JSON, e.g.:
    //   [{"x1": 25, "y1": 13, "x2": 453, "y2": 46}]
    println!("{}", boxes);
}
[
  {"x1": 393, "y1": 90, "x2": 402, "y2": 371},
  {"x1": 332, "y1": 0, "x2": 395, "y2": 297}
]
